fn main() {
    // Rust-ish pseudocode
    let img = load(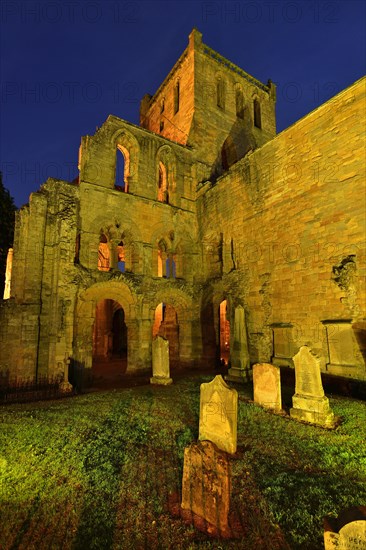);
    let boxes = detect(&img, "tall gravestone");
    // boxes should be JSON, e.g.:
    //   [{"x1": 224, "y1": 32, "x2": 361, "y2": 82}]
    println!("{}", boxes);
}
[
  {"x1": 226, "y1": 305, "x2": 251, "y2": 382},
  {"x1": 181, "y1": 440, "x2": 231, "y2": 537},
  {"x1": 290, "y1": 346, "x2": 335, "y2": 427},
  {"x1": 324, "y1": 506, "x2": 366, "y2": 549},
  {"x1": 199, "y1": 375, "x2": 238, "y2": 454},
  {"x1": 253, "y1": 363, "x2": 282, "y2": 411},
  {"x1": 150, "y1": 335, "x2": 172, "y2": 385}
]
